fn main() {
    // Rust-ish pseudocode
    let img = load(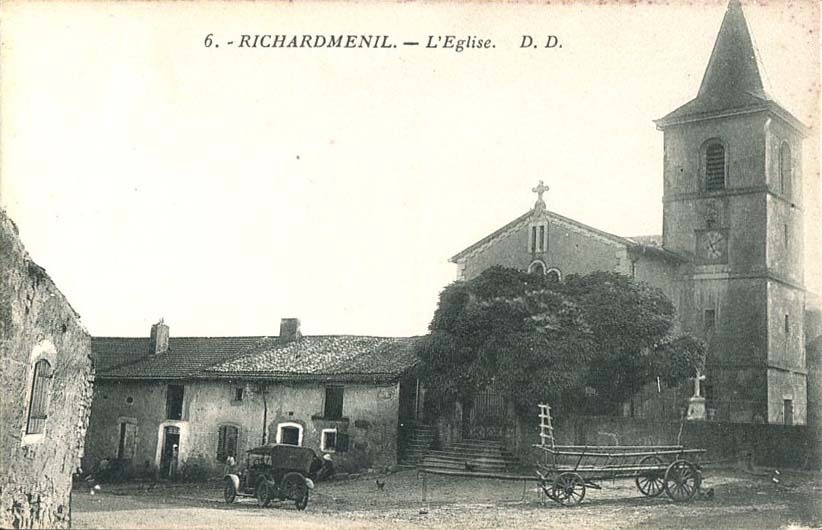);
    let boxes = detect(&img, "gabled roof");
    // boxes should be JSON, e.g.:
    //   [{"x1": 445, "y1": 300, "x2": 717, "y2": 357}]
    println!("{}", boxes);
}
[
  {"x1": 450, "y1": 210, "x2": 686, "y2": 264},
  {"x1": 205, "y1": 336, "x2": 419, "y2": 382},
  {"x1": 450, "y1": 209, "x2": 634, "y2": 264},
  {"x1": 656, "y1": 0, "x2": 806, "y2": 134},
  {"x1": 92, "y1": 335, "x2": 419, "y2": 382},
  {"x1": 92, "y1": 336, "x2": 268, "y2": 379}
]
